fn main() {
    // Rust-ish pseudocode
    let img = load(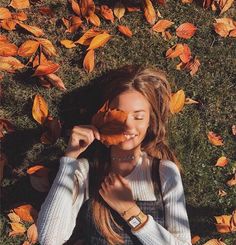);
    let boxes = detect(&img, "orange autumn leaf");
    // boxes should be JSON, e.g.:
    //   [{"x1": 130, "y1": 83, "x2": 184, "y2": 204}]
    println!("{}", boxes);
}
[
  {"x1": 9, "y1": 222, "x2": 26, "y2": 236},
  {"x1": 203, "y1": 239, "x2": 227, "y2": 245},
  {"x1": 215, "y1": 214, "x2": 232, "y2": 233},
  {"x1": 229, "y1": 29, "x2": 236, "y2": 37},
  {"x1": 13, "y1": 204, "x2": 38, "y2": 223},
  {"x1": 218, "y1": 189, "x2": 227, "y2": 197},
  {"x1": 0, "y1": 41, "x2": 18, "y2": 57},
  {"x1": 1, "y1": 19, "x2": 17, "y2": 31},
  {"x1": 152, "y1": 19, "x2": 174, "y2": 33},
  {"x1": 17, "y1": 22, "x2": 44, "y2": 37},
  {"x1": 219, "y1": 0, "x2": 235, "y2": 15},
  {"x1": 27, "y1": 165, "x2": 49, "y2": 177},
  {"x1": 114, "y1": 1, "x2": 125, "y2": 21},
  {"x1": 60, "y1": 39, "x2": 76, "y2": 48},
  {"x1": 33, "y1": 63, "x2": 60, "y2": 76},
  {"x1": 74, "y1": 28, "x2": 102, "y2": 45},
  {"x1": 45, "y1": 73, "x2": 66, "y2": 91},
  {"x1": 117, "y1": 25, "x2": 133, "y2": 38},
  {"x1": 88, "y1": 12, "x2": 101, "y2": 26},
  {"x1": 215, "y1": 156, "x2": 228, "y2": 167},
  {"x1": 185, "y1": 98, "x2": 199, "y2": 104},
  {"x1": 18, "y1": 40, "x2": 39, "y2": 57},
  {"x1": 214, "y1": 18, "x2": 236, "y2": 37},
  {"x1": 27, "y1": 224, "x2": 38, "y2": 244},
  {"x1": 170, "y1": 89, "x2": 186, "y2": 114},
  {"x1": 191, "y1": 235, "x2": 201, "y2": 244},
  {"x1": 8, "y1": 212, "x2": 21, "y2": 223},
  {"x1": 185, "y1": 56, "x2": 201, "y2": 76},
  {"x1": 214, "y1": 23, "x2": 230, "y2": 37},
  {"x1": 80, "y1": 0, "x2": 95, "y2": 18},
  {"x1": 179, "y1": 44, "x2": 191, "y2": 63},
  {"x1": 166, "y1": 43, "x2": 184, "y2": 59},
  {"x1": 22, "y1": 241, "x2": 30, "y2": 245},
  {"x1": 92, "y1": 102, "x2": 128, "y2": 145},
  {"x1": 176, "y1": 22, "x2": 197, "y2": 39},
  {"x1": 100, "y1": 5, "x2": 114, "y2": 23},
  {"x1": 40, "y1": 116, "x2": 62, "y2": 144},
  {"x1": 35, "y1": 38, "x2": 57, "y2": 56},
  {"x1": 9, "y1": 0, "x2": 30, "y2": 9},
  {"x1": 83, "y1": 49, "x2": 95, "y2": 73},
  {"x1": 143, "y1": 0, "x2": 156, "y2": 25},
  {"x1": 32, "y1": 94, "x2": 48, "y2": 124},
  {"x1": 0, "y1": 7, "x2": 12, "y2": 19},
  {"x1": 226, "y1": 174, "x2": 236, "y2": 187},
  {"x1": 65, "y1": 15, "x2": 83, "y2": 33},
  {"x1": 71, "y1": 0, "x2": 81, "y2": 17},
  {"x1": 12, "y1": 11, "x2": 28, "y2": 21},
  {"x1": 87, "y1": 33, "x2": 112, "y2": 50},
  {"x1": 207, "y1": 131, "x2": 224, "y2": 146},
  {"x1": 0, "y1": 56, "x2": 24, "y2": 72}
]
